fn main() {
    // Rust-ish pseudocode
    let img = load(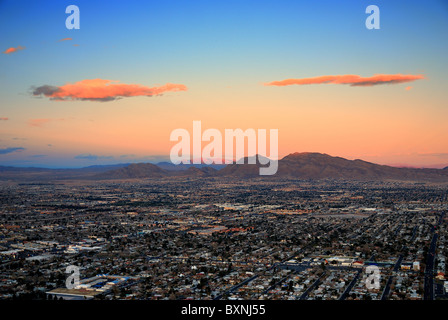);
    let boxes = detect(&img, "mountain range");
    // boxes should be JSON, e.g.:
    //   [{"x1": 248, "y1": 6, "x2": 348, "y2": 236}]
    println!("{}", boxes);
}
[
  {"x1": 217, "y1": 152, "x2": 448, "y2": 181},
  {"x1": 1, "y1": 152, "x2": 448, "y2": 182}
]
